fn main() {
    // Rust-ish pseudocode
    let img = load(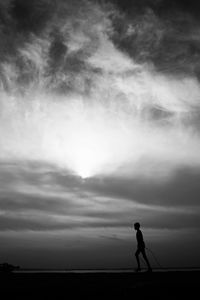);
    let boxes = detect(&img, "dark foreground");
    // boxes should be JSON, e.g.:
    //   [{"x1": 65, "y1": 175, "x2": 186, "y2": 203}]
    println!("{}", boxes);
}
[{"x1": 1, "y1": 270, "x2": 199, "y2": 299}]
